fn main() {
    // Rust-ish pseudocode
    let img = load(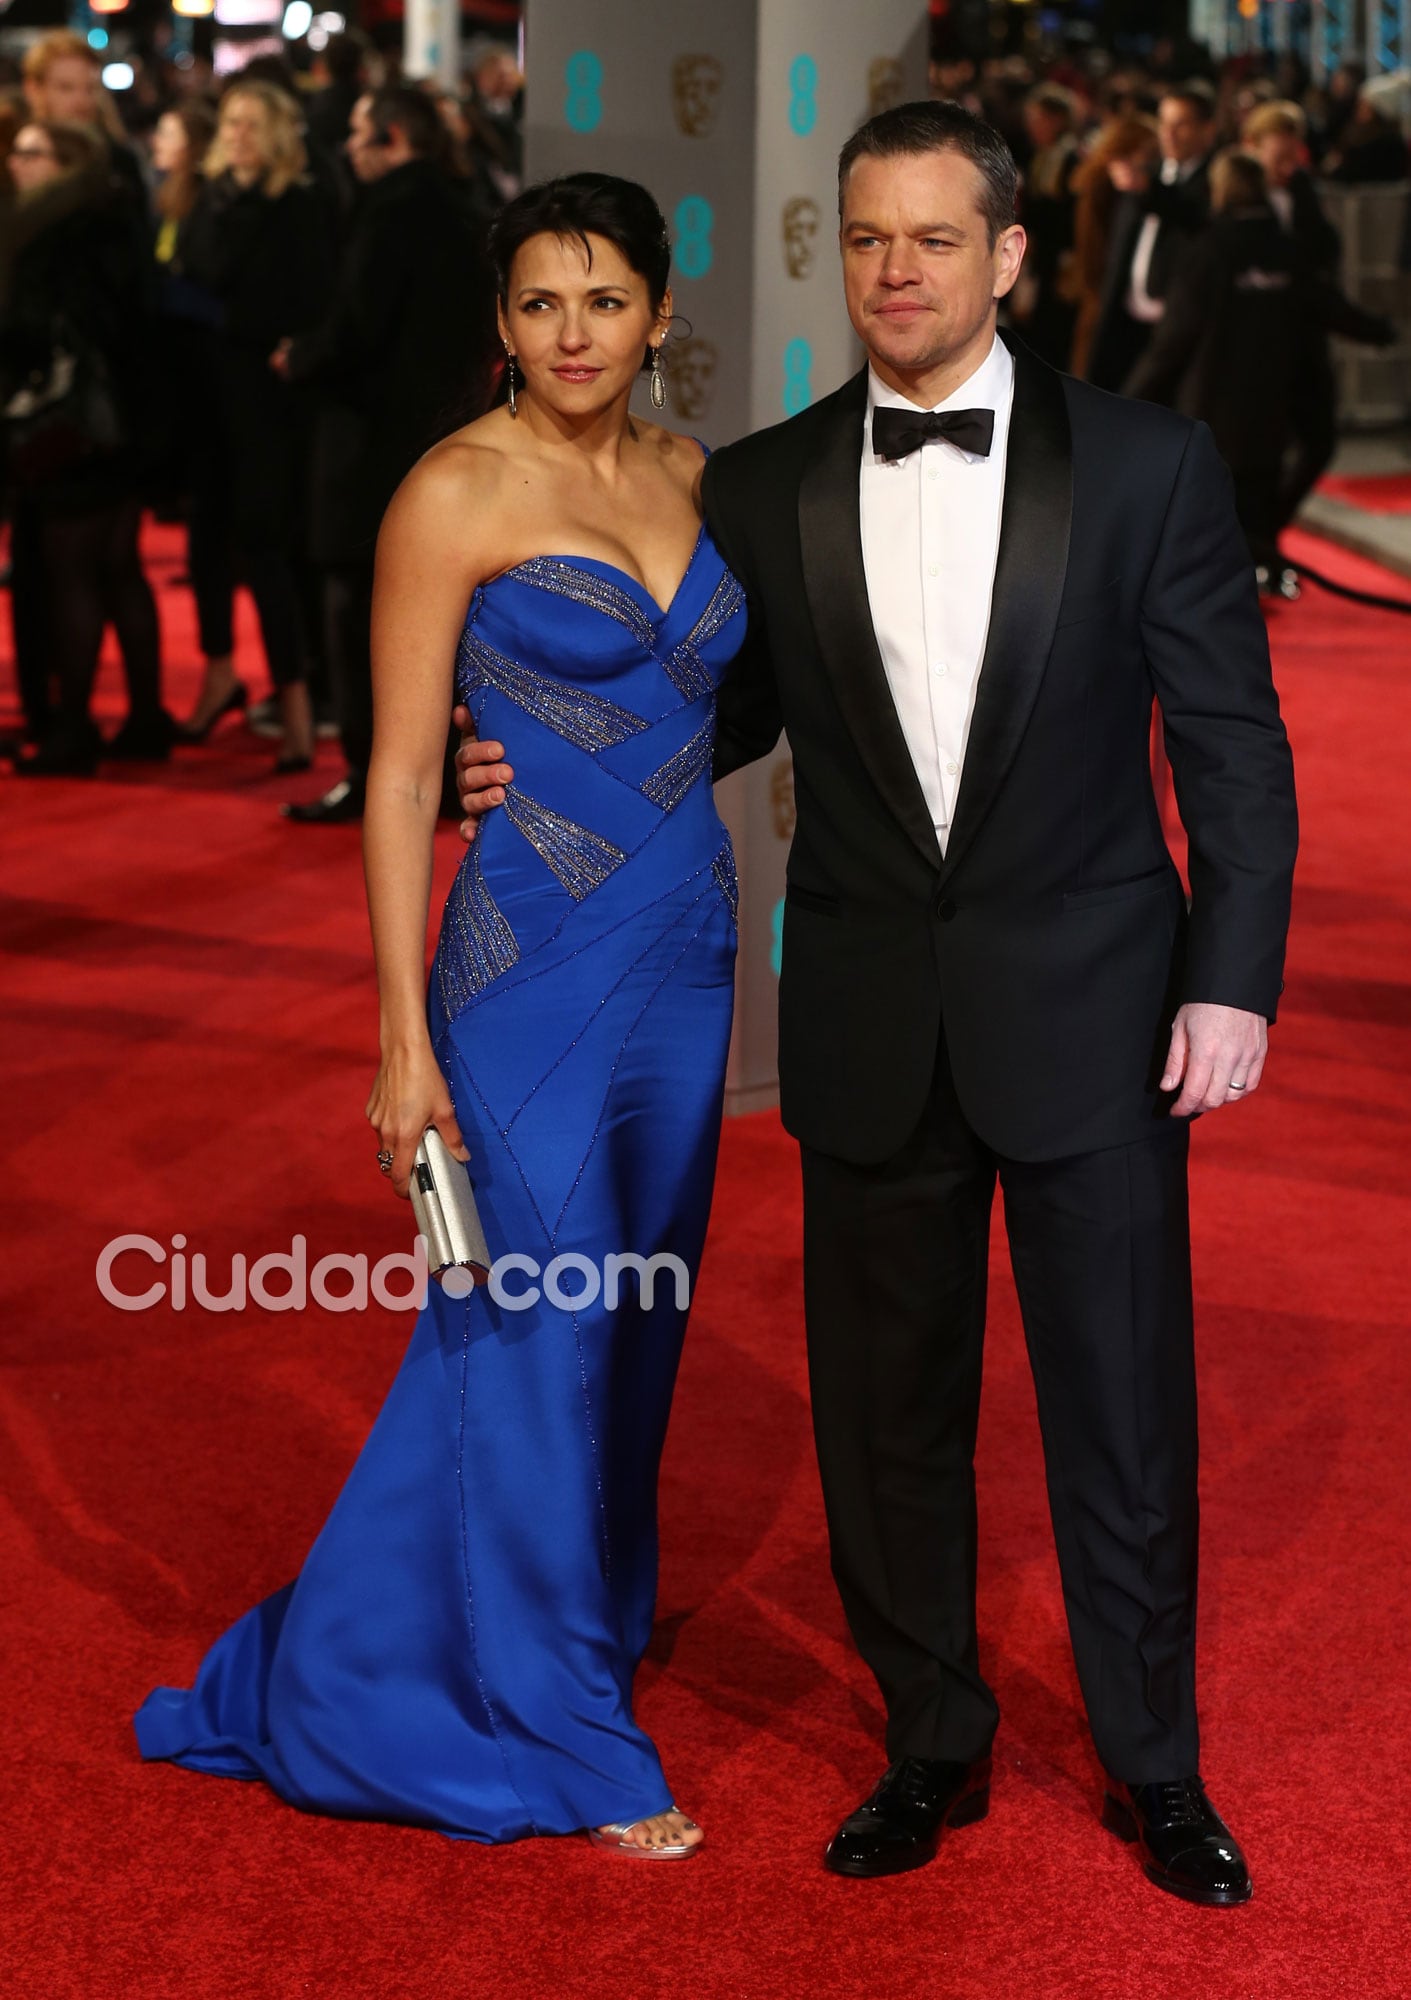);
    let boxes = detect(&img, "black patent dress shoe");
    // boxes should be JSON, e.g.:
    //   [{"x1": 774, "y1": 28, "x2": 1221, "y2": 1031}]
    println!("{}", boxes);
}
[
  {"x1": 1102, "y1": 1776, "x2": 1251, "y2": 1906},
  {"x1": 10, "y1": 723, "x2": 101, "y2": 777},
  {"x1": 107, "y1": 708, "x2": 176, "y2": 762},
  {"x1": 824, "y1": 1756, "x2": 991, "y2": 1878},
  {"x1": 281, "y1": 775, "x2": 365, "y2": 824}
]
